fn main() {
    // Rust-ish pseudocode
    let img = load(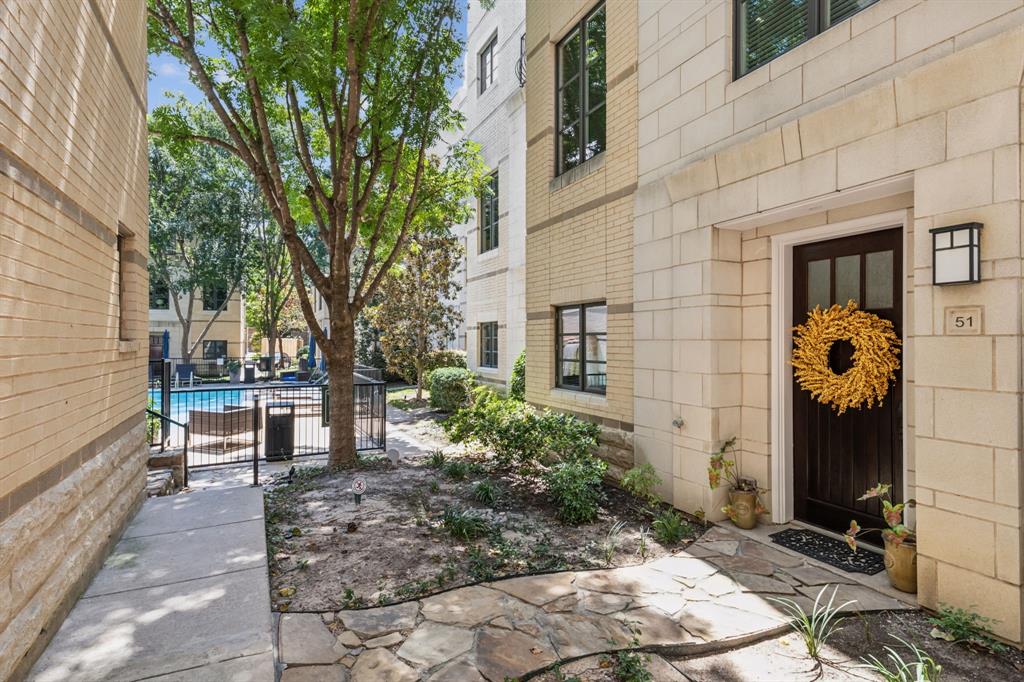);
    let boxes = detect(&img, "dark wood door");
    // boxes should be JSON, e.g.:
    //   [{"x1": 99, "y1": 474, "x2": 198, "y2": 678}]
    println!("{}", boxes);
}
[{"x1": 792, "y1": 228, "x2": 903, "y2": 535}]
